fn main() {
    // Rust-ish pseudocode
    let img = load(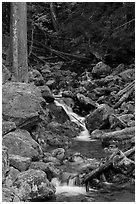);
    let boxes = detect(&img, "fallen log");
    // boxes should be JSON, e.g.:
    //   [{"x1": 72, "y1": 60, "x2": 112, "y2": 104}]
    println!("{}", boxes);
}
[
  {"x1": 101, "y1": 127, "x2": 135, "y2": 142},
  {"x1": 116, "y1": 80, "x2": 135, "y2": 99},
  {"x1": 111, "y1": 114, "x2": 127, "y2": 128},
  {"x1": 113, "y1": 85, "x2": 135, "y2": 109}
]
